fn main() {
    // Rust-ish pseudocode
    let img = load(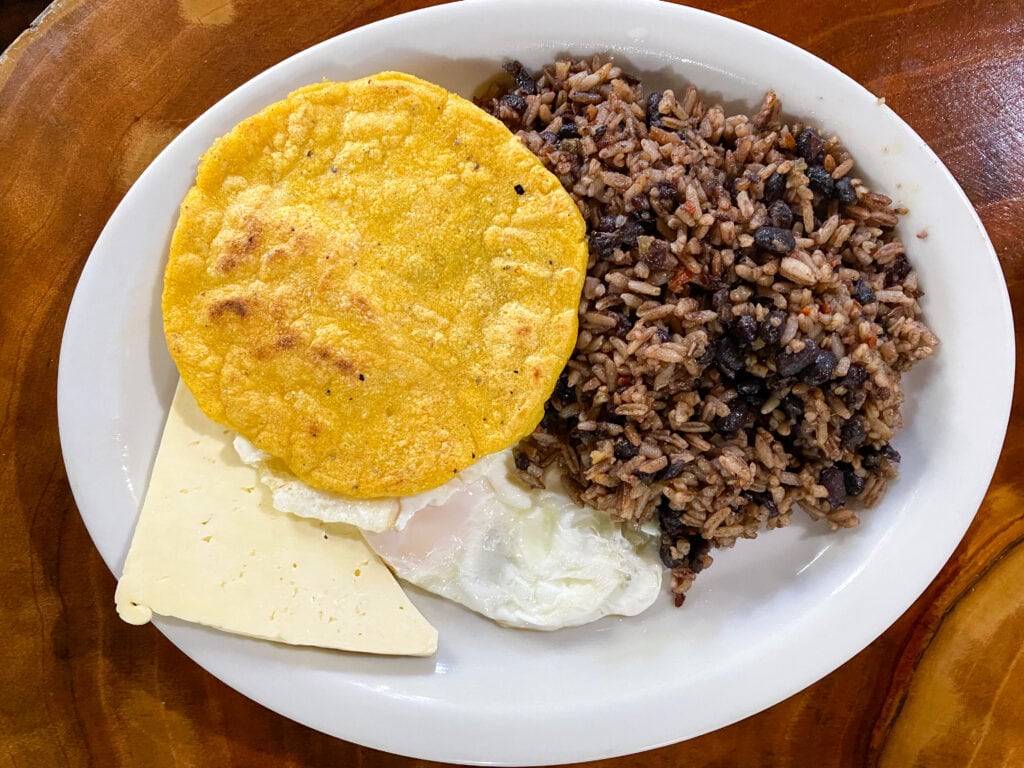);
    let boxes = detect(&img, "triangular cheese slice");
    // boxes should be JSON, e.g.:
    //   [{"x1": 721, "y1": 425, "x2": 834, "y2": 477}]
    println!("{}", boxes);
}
[{"x1": 115, "y1": 381, "x2": 438, "y2": 656}]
